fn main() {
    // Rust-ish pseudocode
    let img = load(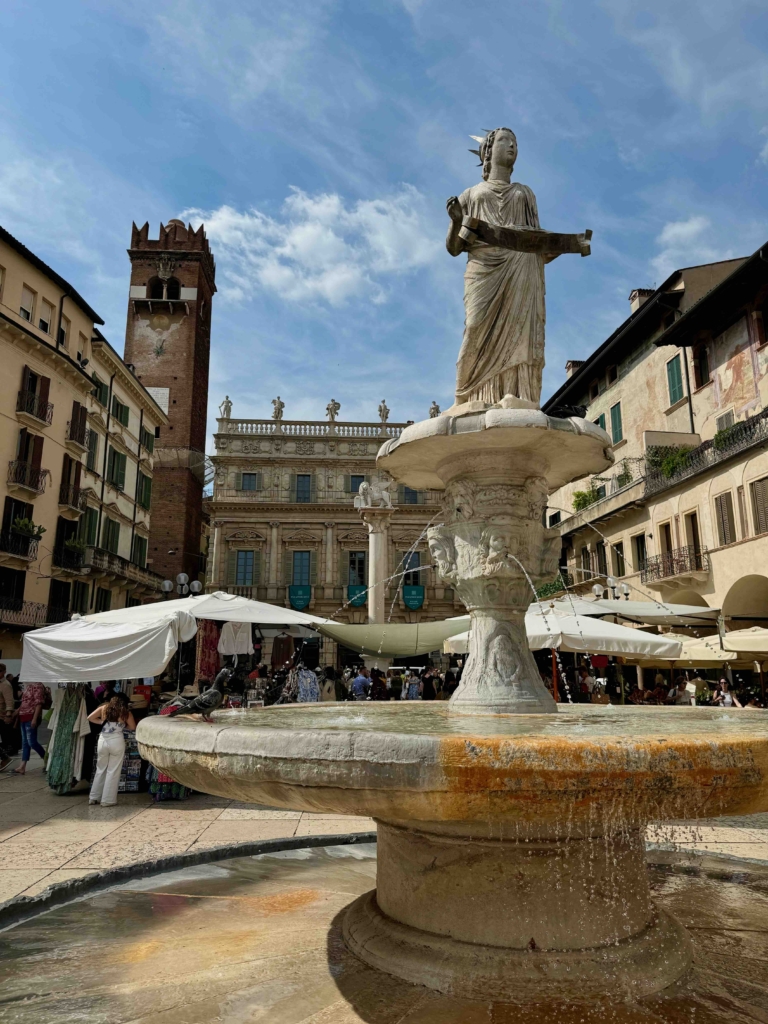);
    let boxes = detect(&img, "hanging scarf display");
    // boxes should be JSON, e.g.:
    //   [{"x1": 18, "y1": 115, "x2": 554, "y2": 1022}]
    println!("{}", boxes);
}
[
  {"x1": 195, "y1": 618, "x2": 220, "y2": 684},
  {"x1": 47, "y1": 684, "x2": 85, "y2": 795}
]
